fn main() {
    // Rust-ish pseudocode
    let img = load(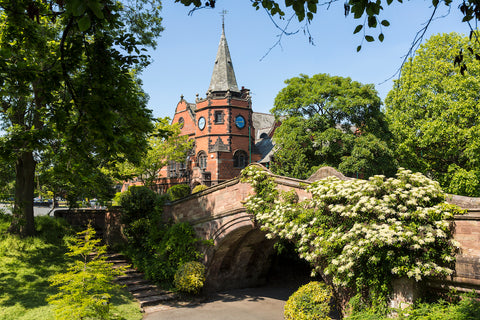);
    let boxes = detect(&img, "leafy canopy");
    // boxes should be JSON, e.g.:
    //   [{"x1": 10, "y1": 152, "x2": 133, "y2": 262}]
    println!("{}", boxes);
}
[
  {"x1": 270, "y1": 73, "x2": 396, "y2": 179},
  {"x1": 0, "y1": 0, "x2": 162, "y2": 235},
  {"x1": 385, "y1": 32, "x2": 480, "y2": 197}
]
